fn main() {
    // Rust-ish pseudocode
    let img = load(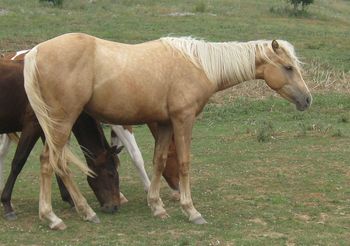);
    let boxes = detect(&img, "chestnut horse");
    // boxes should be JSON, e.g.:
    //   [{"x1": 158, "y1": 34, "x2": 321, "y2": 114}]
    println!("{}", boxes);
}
[
  {"x1": 24, "y1": 33, "x2": 311, "y2": 229},
  {"x1": 0, "y1": 59, "x2": 122, "y2": 222}
]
